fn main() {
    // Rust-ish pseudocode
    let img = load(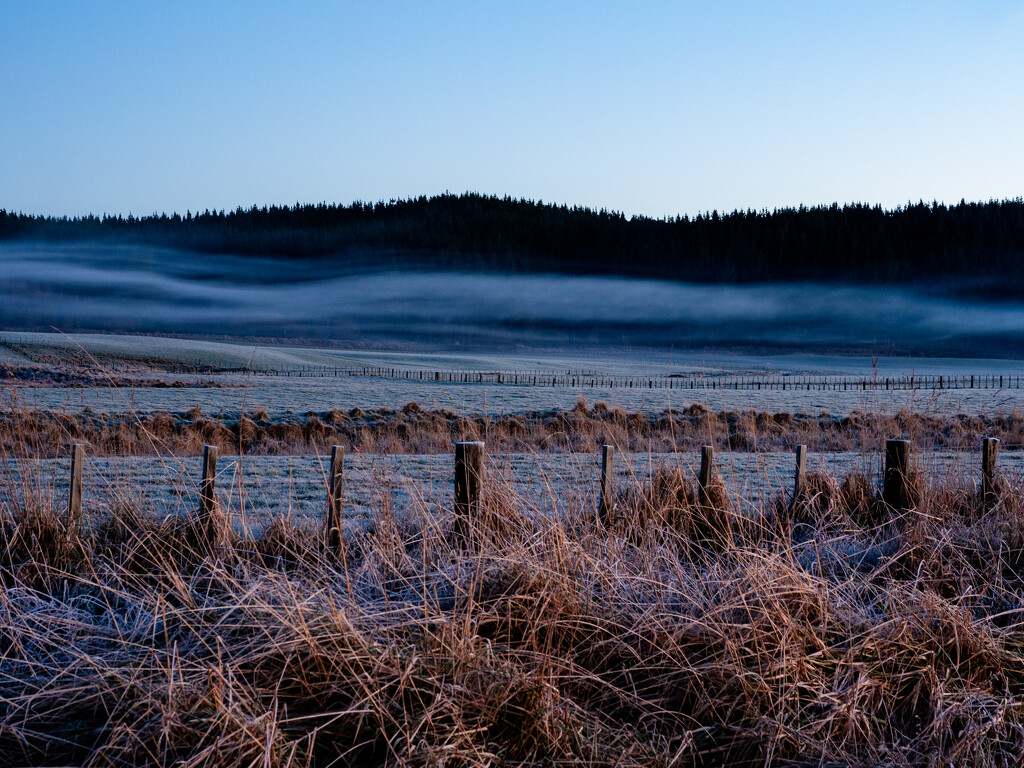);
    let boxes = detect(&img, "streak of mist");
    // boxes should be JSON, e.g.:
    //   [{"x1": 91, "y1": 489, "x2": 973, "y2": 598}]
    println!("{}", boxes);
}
[{"x1": 2, "y1": 242, "x2": 1022, "y2": 354}]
